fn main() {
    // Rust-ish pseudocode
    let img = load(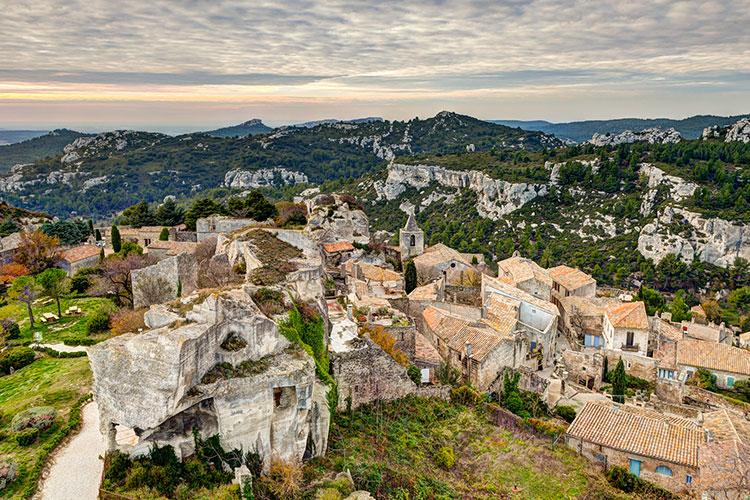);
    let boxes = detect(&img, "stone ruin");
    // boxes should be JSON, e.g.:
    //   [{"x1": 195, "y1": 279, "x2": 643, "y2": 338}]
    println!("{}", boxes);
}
[{"x1": 90, "y1": 227, "x2": 331, "y2": 468}]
